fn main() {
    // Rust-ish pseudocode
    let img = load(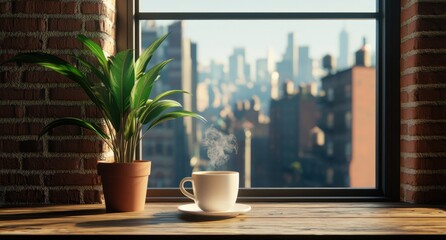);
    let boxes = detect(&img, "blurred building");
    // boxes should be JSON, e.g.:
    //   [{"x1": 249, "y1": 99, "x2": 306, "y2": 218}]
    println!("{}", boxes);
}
[
  {"x1": 229, "y1": 48, "x2": 250, "y2": 84},
  {"x1": 268, "y1": 81, "x2": 321, "y2": 186},
  {"x1": 319, "y1": 48, "x2": 375, "y2": 187},
  {"x1": 338, "y1": 27, "x2": 350, "y2": 70},
  {"x1": 141, "y1": 21, "x2": 198, "y2": 187},
  {"x1": 297, "y1": 46, "x2": 315, "y2": 84},
  {"x1": 276, "y1": 32, "x2": 299, "y2": 89}
]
